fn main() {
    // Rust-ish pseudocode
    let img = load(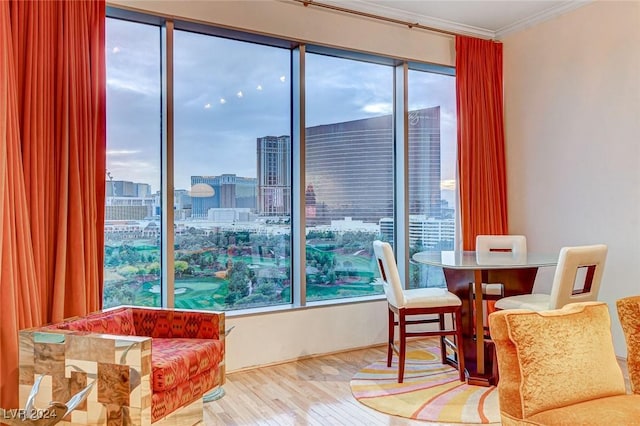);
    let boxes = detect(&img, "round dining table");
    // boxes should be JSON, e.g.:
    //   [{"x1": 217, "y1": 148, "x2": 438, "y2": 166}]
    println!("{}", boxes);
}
[{"x1": 412, "y1": 250, "x2": 558, "y2": 386}]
